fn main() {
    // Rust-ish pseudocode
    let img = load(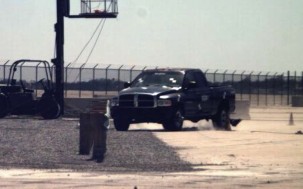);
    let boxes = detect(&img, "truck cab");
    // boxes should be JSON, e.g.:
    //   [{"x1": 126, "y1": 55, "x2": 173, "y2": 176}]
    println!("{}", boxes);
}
[{"x1": 110, "y1": 68, "x2": 236, "y2": 131}]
